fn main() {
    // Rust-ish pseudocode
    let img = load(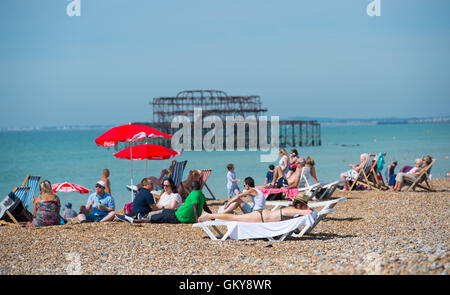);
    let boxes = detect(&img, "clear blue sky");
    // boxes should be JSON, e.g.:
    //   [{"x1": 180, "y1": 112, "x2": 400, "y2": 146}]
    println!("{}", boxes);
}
[{"x1": 1, "y1": 0, "x2": 449, "y2": 128}]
